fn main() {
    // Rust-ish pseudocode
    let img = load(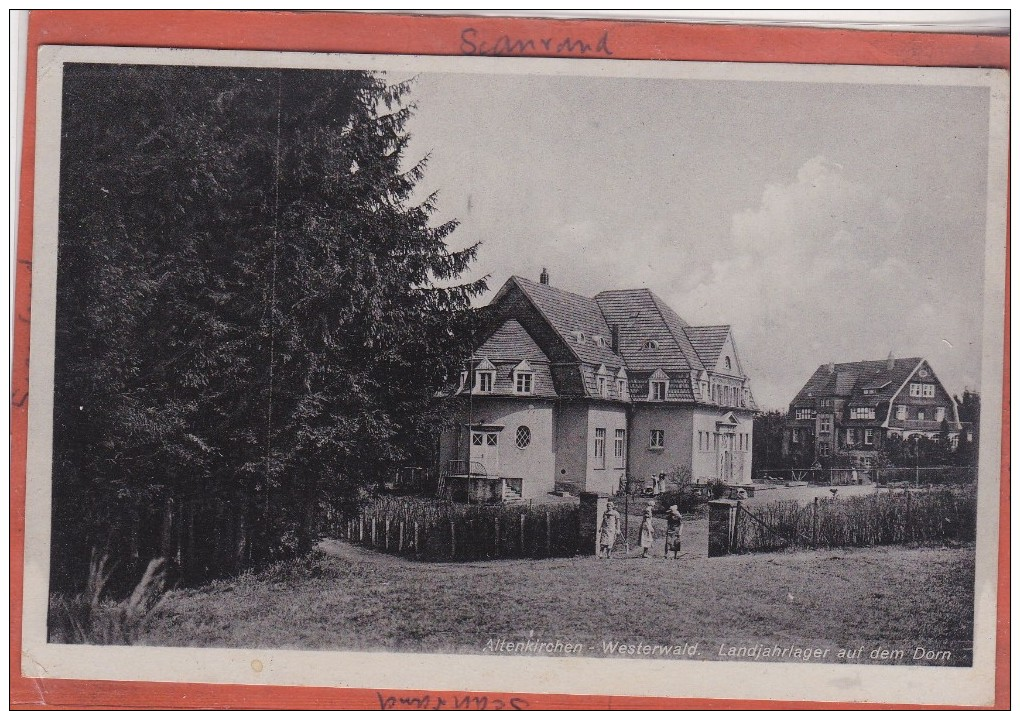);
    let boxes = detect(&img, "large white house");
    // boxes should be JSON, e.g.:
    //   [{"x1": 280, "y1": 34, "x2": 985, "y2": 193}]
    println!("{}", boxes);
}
[{"x1": 437, "y1": 271, "x2": 757, "y2": 502}]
